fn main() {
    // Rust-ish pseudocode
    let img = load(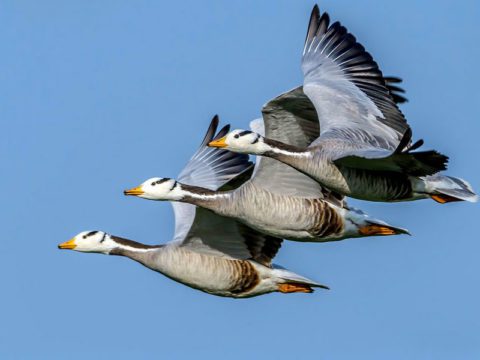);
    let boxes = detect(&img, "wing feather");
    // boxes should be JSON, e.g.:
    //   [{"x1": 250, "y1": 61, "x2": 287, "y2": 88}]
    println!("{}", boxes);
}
[
  {"x1": 171, "y1": 117, "x2": 282, "y2": 267},
  {"x1": 302, "y1": 5, "x2": 410, "y2": 151},
  {"x1": 182, "y1": 207, "x2": 283, "y2": 267},
  {"x1": 172, "y1": 116, "x2": 252, "y2": 243},
  {"x1": 250, "y1": 87, "x2": 325, "y2": 198}
]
